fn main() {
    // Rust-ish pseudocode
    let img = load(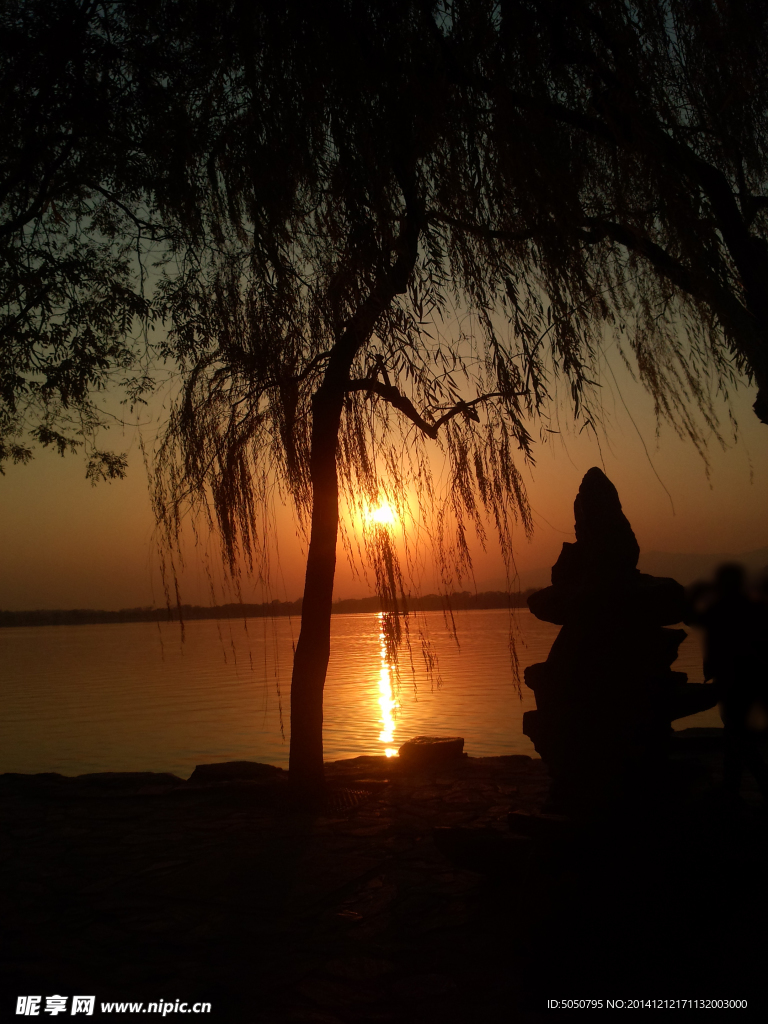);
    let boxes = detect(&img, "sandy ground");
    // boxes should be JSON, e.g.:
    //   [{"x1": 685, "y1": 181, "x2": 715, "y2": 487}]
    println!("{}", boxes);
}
[{"x1": 2, "y1": 732, "x2": 767, "y2": 1022}]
